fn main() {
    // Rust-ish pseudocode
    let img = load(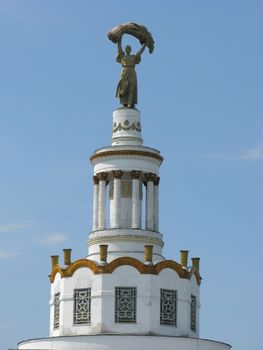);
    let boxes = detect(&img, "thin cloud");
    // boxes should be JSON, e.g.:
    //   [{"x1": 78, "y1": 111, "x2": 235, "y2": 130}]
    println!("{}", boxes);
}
[
  {"x1": 199, "y1": 145, "x2": 263, "y2": 160},
  {"x1": 0, "y1": 249, "x2": 22, "y2": 259},
  {"x1": 42, "y1": 233, "x2": 68, "y2": 245},
  {"x1": 239, "y1": 146, "x2": 263, "y2": 159},
  {"x1": 0, "y1": 221, "x2": 34, "y2": 234},
  {"x1": 0, "y1": 250, "x2": 11, "y2": 259},
  {"x1": 0, "y1": 1, "x2": 76, "y2": 26}
]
